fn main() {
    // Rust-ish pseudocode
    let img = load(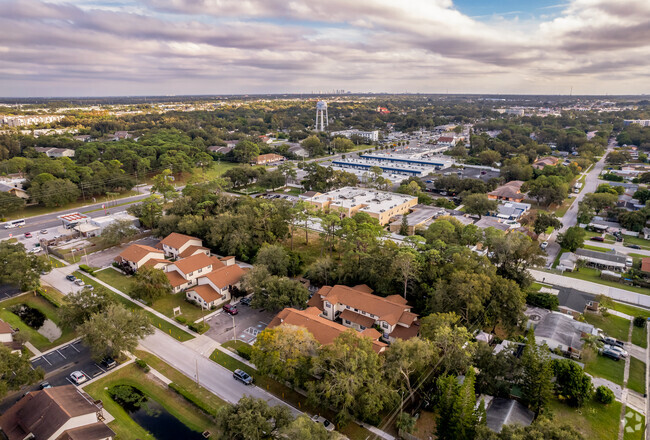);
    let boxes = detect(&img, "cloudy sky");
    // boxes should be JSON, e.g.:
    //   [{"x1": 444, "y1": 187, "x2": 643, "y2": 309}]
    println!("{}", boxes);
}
[{"x1": 1, "y1": 0, "x2": 649, "y2": 97}]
